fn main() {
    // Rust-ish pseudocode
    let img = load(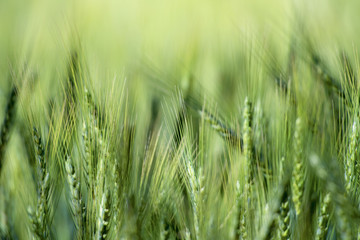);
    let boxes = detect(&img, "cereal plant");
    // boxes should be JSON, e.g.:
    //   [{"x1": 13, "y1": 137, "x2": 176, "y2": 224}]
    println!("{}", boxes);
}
[{"x1": 1, "y1": 0, "x2": 360, "y2": 239}]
